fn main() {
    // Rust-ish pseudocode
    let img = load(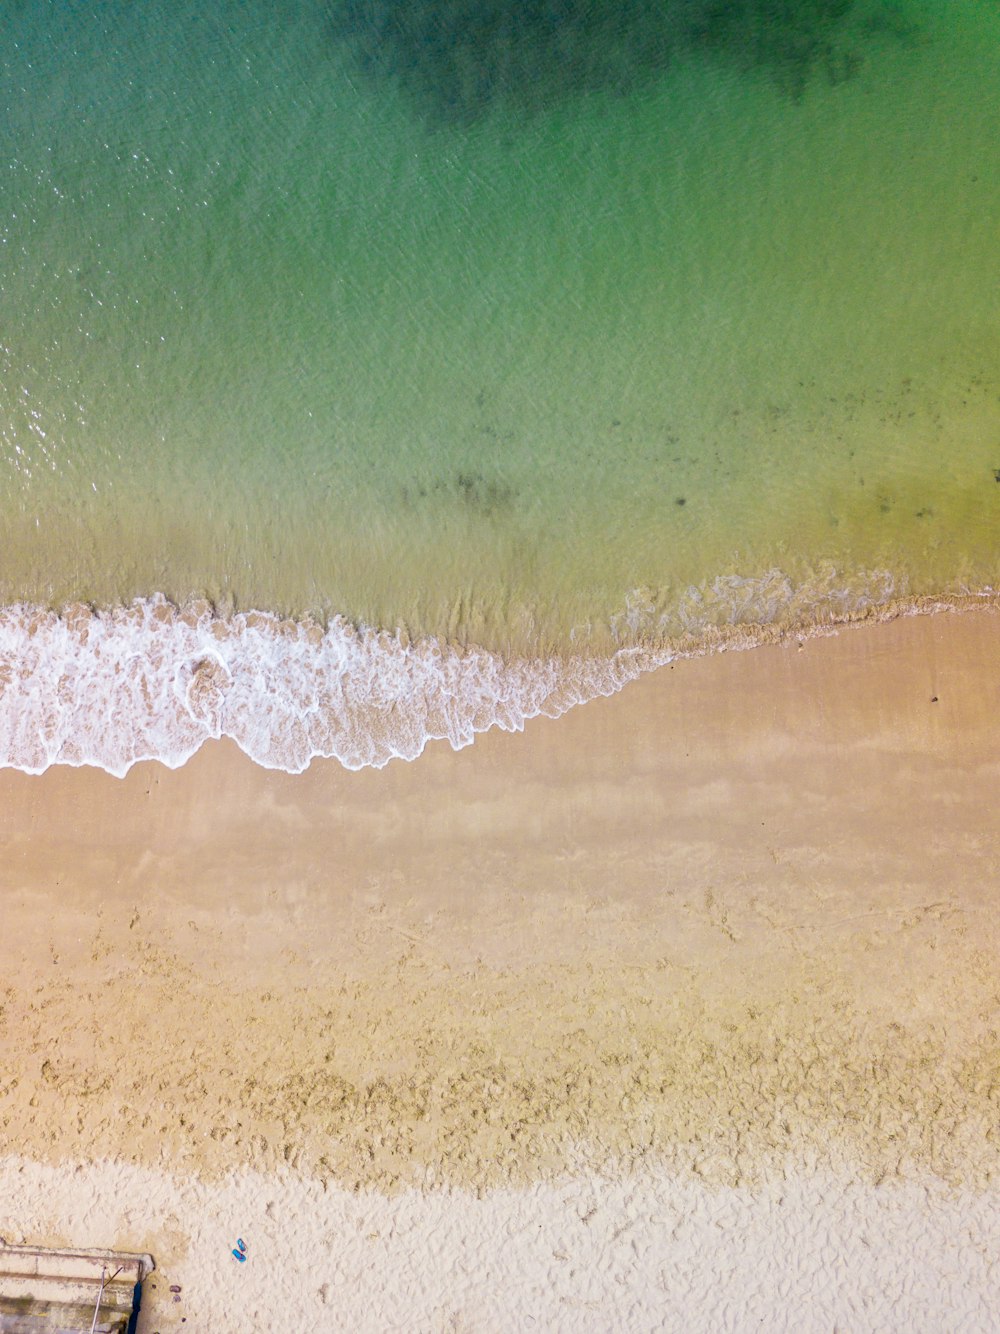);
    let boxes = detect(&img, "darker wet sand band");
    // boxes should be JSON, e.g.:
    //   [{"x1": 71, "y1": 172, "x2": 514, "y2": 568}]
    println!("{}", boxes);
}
[{"x1": 1, "y1": 607, "x2": 998, "y2": 1192}]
